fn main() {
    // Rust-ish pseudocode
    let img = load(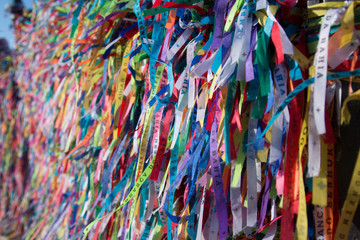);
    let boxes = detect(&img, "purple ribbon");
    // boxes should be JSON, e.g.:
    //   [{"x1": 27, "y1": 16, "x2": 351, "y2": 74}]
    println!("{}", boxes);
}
[{"x1": 246, "y1": 26, "x2": 257, "y2": 82}]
